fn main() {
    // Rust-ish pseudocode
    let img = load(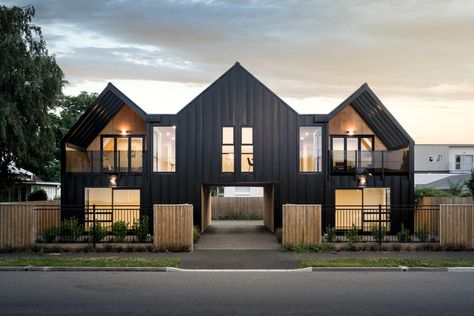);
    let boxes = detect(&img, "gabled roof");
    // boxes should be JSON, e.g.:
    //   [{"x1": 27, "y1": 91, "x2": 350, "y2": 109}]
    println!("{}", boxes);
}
[
  {"x1": 177, "y1": 62, "x2": 298, "y2": 116},
  {"x1": 61, "y1": 83, "x2": 147, "y2": 150},
  {"x1": 329, "y1": 83, "x2": 414, "y2": 150}
]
